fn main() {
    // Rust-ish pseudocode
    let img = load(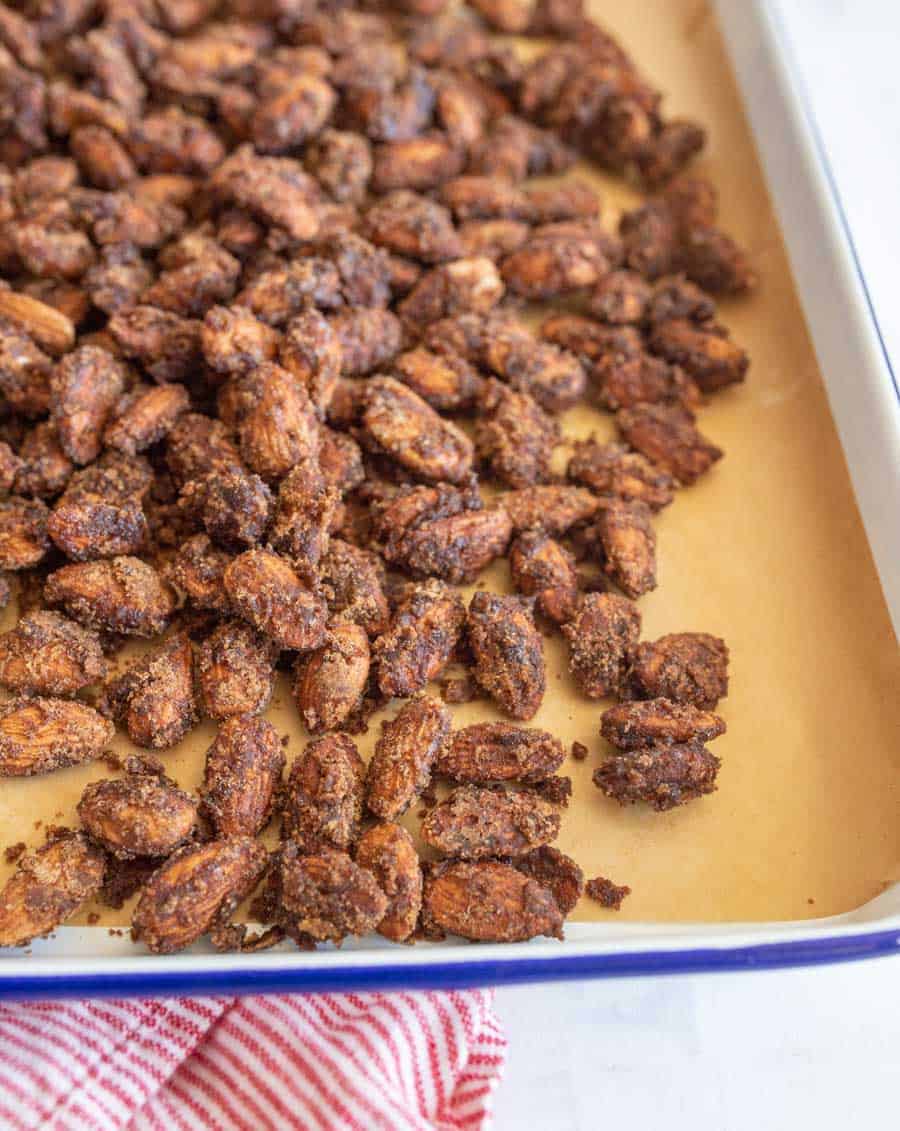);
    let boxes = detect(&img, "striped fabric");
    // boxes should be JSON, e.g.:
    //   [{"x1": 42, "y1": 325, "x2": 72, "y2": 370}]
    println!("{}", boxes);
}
[{"x1": 0, "y1": 991, "x2": 506, "y2": 1130}]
